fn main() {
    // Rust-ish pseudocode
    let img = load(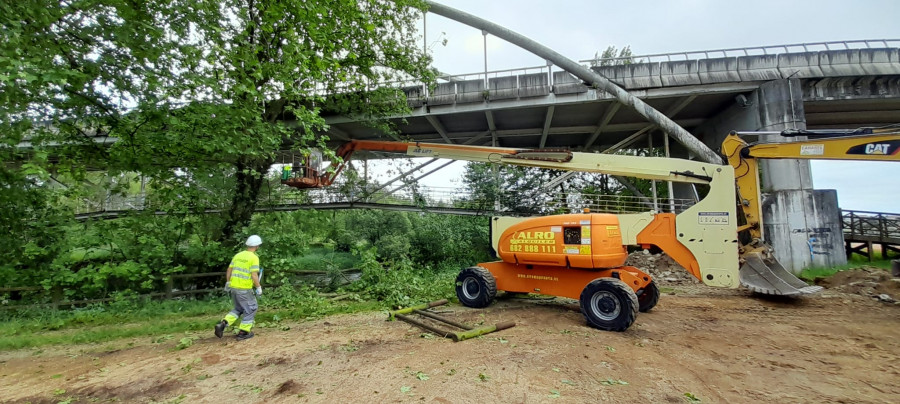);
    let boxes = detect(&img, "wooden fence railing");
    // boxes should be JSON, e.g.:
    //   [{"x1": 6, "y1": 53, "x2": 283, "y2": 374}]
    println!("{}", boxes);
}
[
  {"x1": 0, "y1": 269, "x2": 360, "y2": 311},
  {"x1": 842, "y1": 209, "x2": 900, "y2": 260}
]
